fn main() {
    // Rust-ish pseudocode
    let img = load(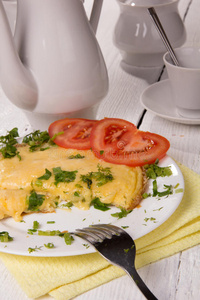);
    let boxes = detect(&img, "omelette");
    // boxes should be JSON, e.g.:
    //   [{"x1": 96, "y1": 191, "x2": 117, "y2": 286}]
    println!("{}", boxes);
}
[{"x1": 0, "y1": 143, "x2": 146, "y2": 222}]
